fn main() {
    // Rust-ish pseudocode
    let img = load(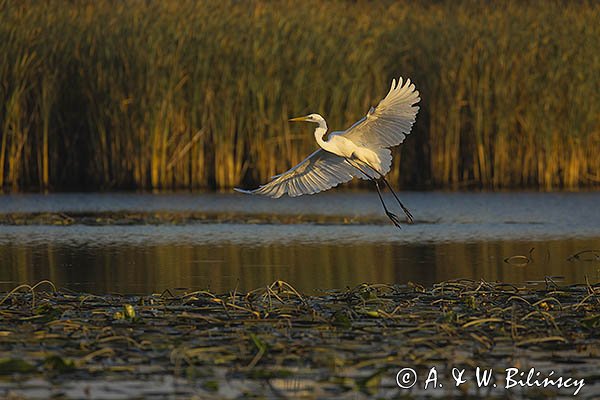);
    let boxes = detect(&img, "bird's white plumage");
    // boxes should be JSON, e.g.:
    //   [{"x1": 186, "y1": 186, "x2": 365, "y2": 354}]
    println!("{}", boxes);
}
[
  {"x1": 343, "y1": 77, "x2": 420, "y2": 149},
  {"x1": 236, "y1": 77, "x2": 420, "y2": 198},
  {"x1": 234, "y1": 149, "x2": 361, "y2": 198}
]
